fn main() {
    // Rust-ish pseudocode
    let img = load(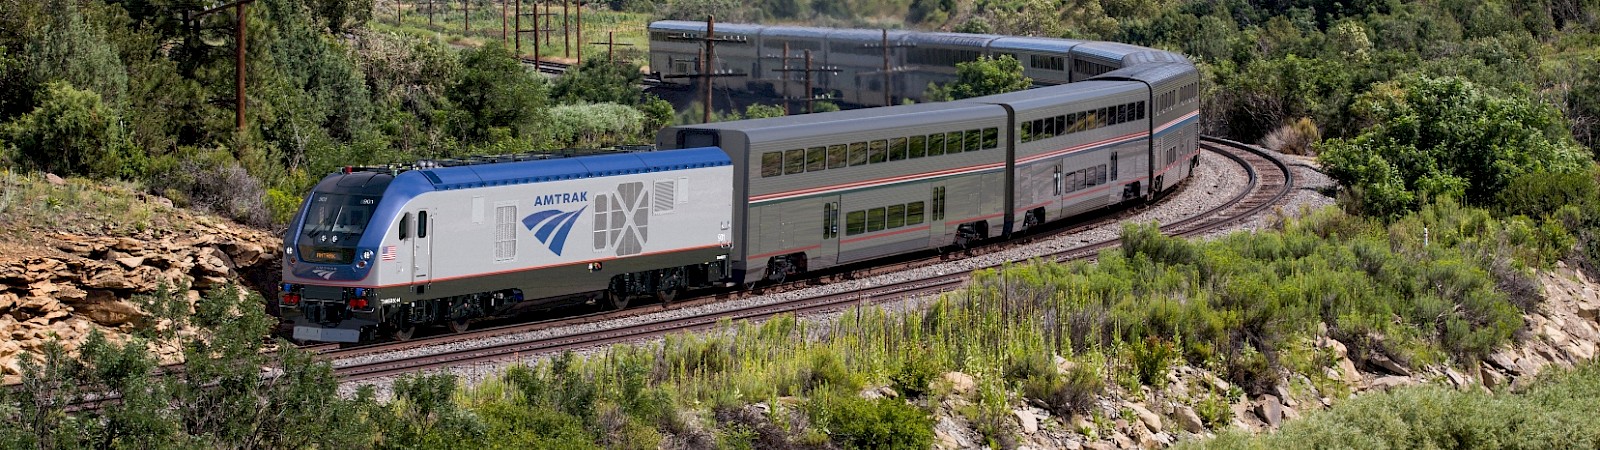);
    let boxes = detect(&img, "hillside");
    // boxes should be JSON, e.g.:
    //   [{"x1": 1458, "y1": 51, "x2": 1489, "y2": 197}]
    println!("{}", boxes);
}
[{"x1": 0, "y1": 171, "x2": 281, "y2": 382}]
